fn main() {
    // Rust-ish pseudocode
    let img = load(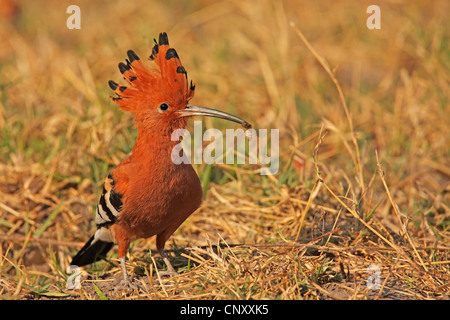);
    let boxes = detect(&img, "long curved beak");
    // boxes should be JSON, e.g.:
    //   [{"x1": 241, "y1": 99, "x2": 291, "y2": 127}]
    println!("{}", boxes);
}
[{"x1": 177, "y1": 104, "x2": 252, "y2": 130}]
